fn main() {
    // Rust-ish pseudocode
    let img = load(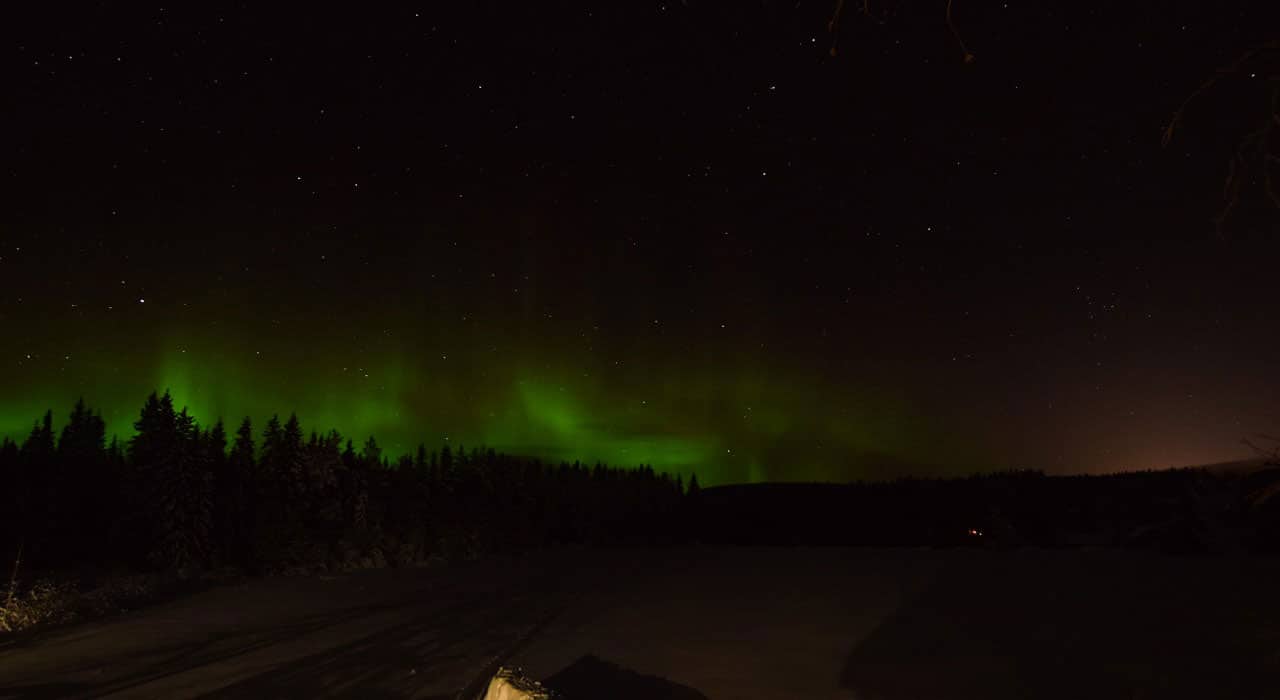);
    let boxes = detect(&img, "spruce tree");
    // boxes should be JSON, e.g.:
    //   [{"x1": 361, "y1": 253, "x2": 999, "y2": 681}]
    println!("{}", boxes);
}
[
  {"x1": 18, "y1": 411, "x2": 57, "y2": 563},
  {"x1": 301, "y1": 429, "x2": 344, "y2": 527},
  {"x1": 361, "y1": 436, "x2": 382, "y2": 469},
  {"x1": 106, "y1": 435, "x2": 121, "y2": 463},
  {"x1": 687, "y1": 472, "x2": 701, "y2": 498},
  {"x1": 126, "y1": 392, "x2": 171, "y2": 566},
  {"x1": 55, "y1": 399, "x2": 108, "y2": 562},
  {"x1": 257, "y1": 415, "x2": 285, "y2": 517},
  {"x1": 121, "y1": 392, "x2": 214, "y2": 569},
  {"x1": 58, "y1": 399, "x2": 105, "y2": 461},
  {"x1": 223, "y1": 417, "x2": 255, "y2": 563},
  {"x1": 206, "y1": 420, "x2": 227, "y2": 465},
  {"x1": 0, "y1": 437, "x2": 21, "y2": 564},
  {"x1": 148, "y1": 407, "x2": 213, "y2": 570},
  {"x1": 281, "y1": 413, "x2": 305, "y2": 497},
  {"x1": 260, "y1": 415, "x2": 283, "y2": 472}
]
